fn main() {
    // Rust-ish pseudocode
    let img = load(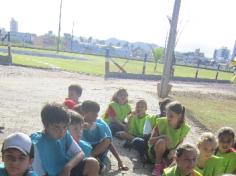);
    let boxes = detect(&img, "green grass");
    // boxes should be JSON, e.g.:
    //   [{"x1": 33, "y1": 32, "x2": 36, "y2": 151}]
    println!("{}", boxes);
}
[
  {"x1": 0, "y1": 46, "x2": 234, "y2": 80},
  {"x1": 173, "y1": 94, "x2": 236, "y2": 132}
]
